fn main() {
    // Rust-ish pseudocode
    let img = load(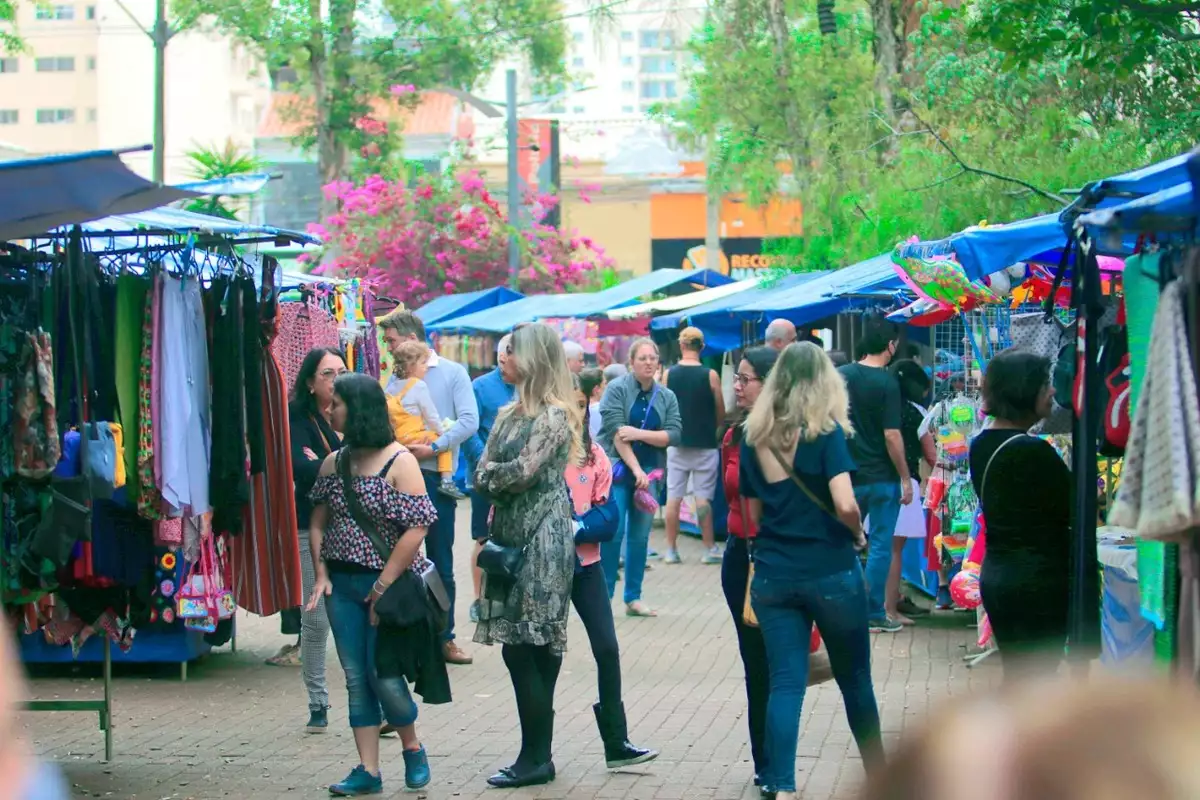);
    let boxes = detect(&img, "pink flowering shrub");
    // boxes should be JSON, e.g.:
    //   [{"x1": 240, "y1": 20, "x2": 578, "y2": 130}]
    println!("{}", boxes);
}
[{"x1": 306, "y1": 160, "x2": 613, "y2": 306}]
